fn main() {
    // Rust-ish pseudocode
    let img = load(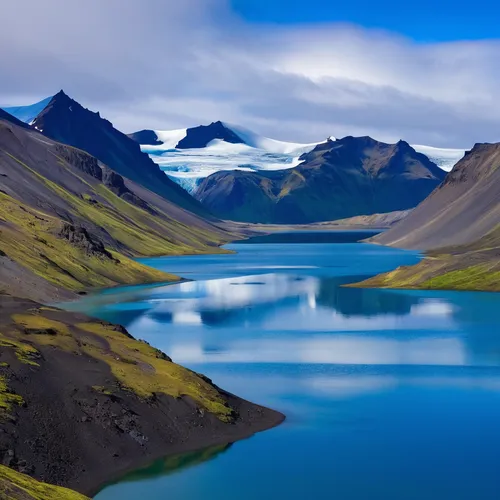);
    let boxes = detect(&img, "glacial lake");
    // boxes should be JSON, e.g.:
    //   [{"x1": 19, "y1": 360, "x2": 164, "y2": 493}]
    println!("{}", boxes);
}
[{"x1": 68, "y1": 232, "x2": 500, "y2": 500}]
